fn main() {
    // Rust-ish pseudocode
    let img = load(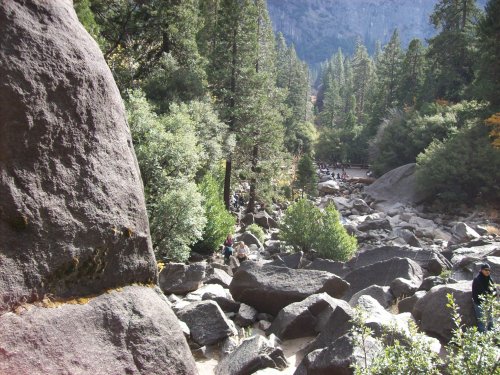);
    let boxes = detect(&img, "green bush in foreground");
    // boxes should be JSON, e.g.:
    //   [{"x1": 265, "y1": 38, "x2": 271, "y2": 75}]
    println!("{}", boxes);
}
[
  {"x1": 352, "y1": 294, "x2": 500, "y2": 375},
  {"x1": 280, "y1": 199, "x2": 357, "y2": 261}
]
